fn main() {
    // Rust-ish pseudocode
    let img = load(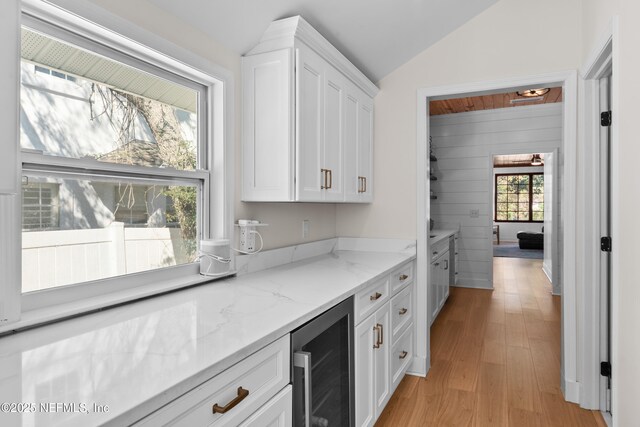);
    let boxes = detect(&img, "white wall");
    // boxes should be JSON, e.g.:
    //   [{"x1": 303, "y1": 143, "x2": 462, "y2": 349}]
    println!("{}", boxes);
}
[
  {"x1": 335, "y1": 0, "x2": 580, "y2": 238},
  {"x1": 78, "y1": 0, "x2": 338, "y2": 250},
  {"x1": 492, "y1": 165, "x2": 545, "y2": 242},
  {"x1": 430, "y1": 104, "x2": 562, "y2": 289}
]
